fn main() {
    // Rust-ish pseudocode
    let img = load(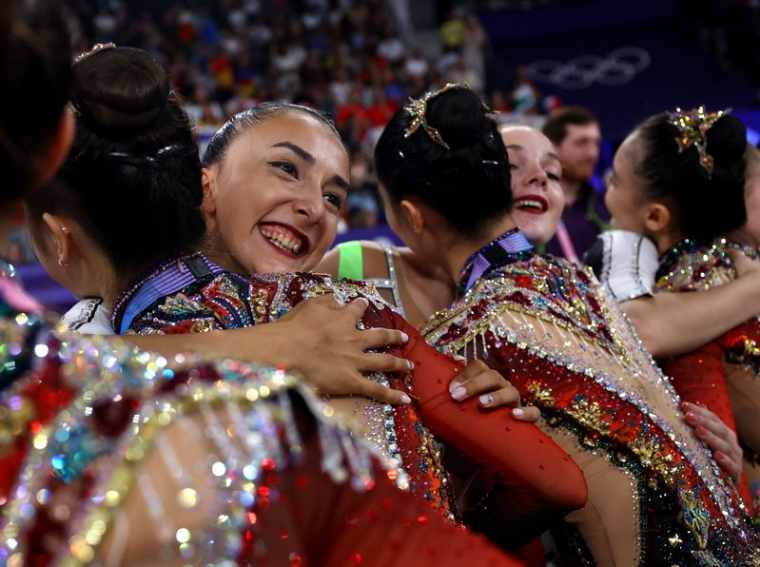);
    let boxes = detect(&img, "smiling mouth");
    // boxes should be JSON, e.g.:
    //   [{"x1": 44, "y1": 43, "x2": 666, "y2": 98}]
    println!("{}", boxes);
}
[
  {"x1": 514, "y1": 196, "x2": 548, "y2": 214},
  {"x1": 259, "y1": 223, "x2": 308, "y2": 256}
]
